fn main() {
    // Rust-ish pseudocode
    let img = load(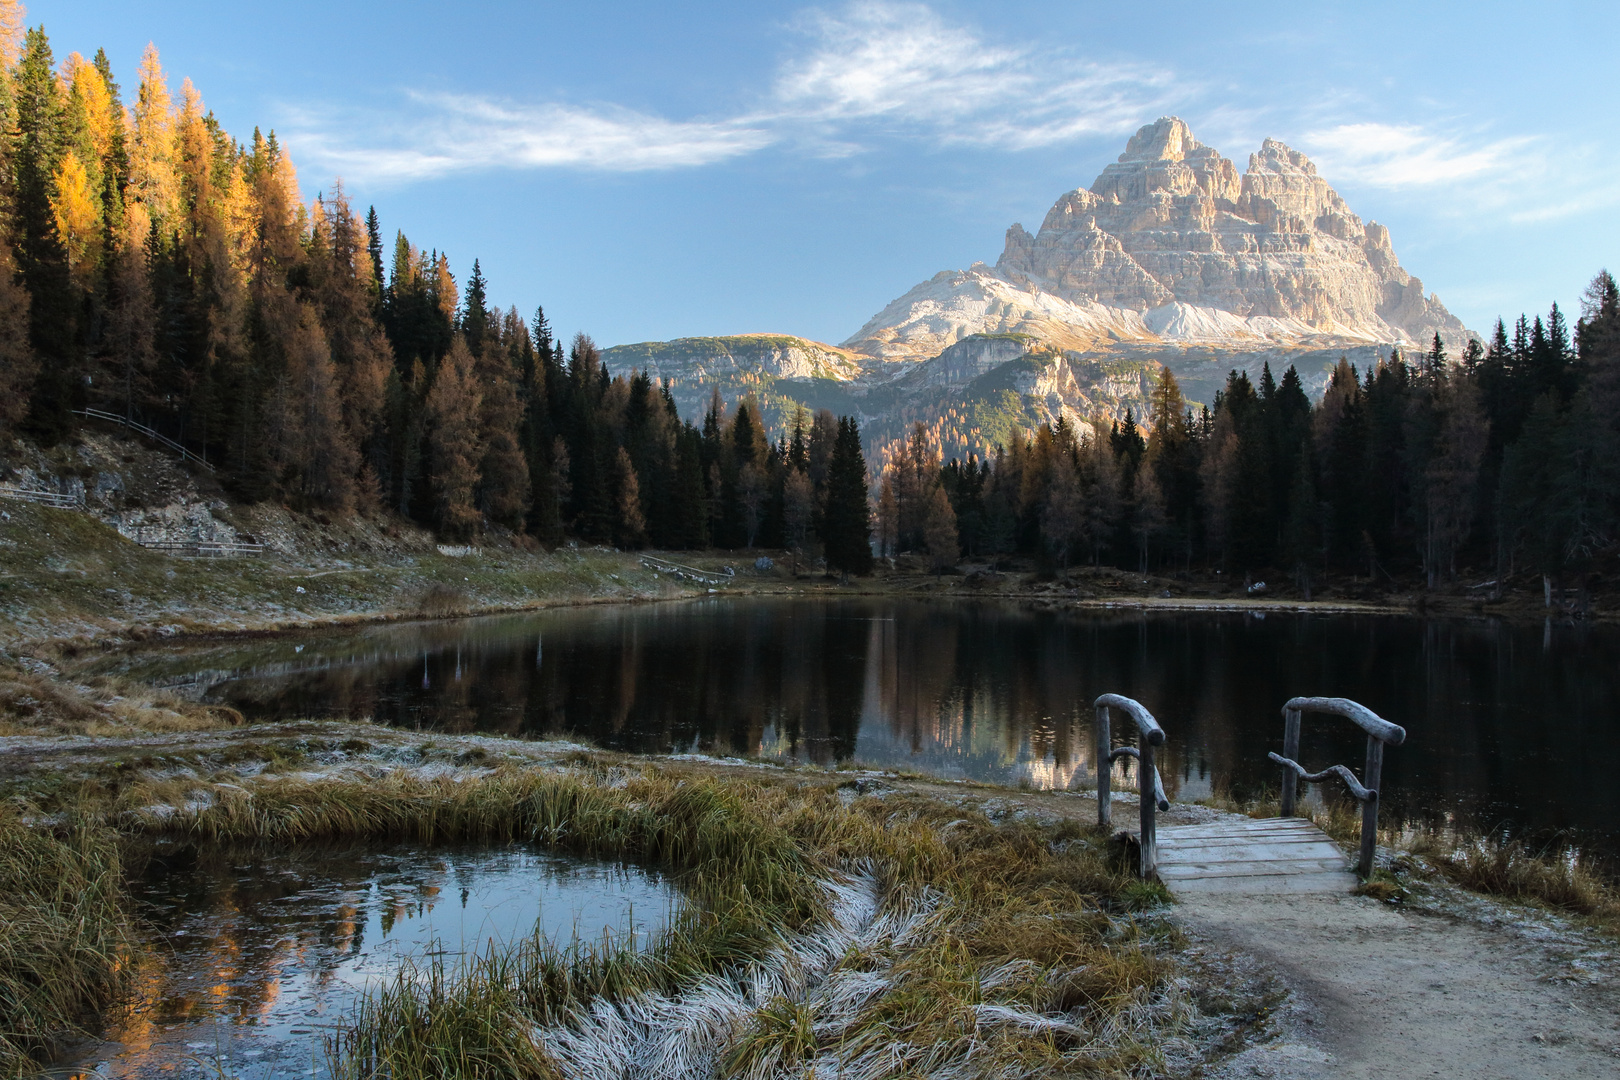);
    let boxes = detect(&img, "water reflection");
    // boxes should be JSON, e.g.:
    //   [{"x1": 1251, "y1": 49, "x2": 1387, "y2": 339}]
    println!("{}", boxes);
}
[
  {"x1": 45, "y1": 843, "x2": 675, "y2": 1079},
  {"x1": 109, "y1": 598, "x2": 1620, "y2": 856}
]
